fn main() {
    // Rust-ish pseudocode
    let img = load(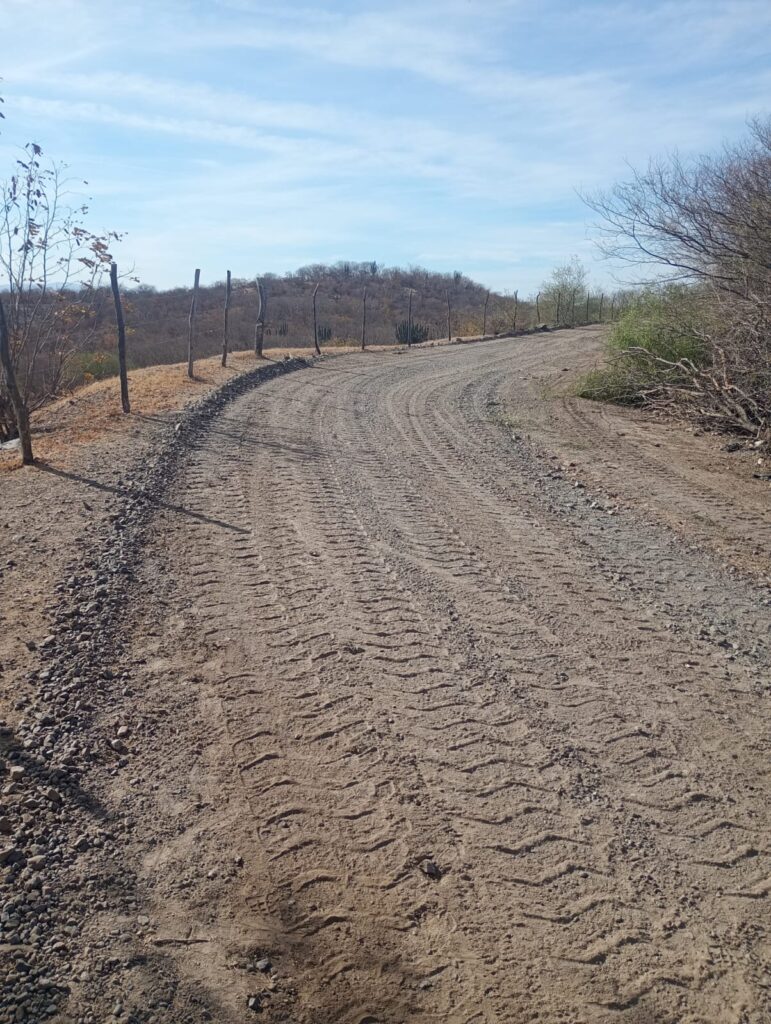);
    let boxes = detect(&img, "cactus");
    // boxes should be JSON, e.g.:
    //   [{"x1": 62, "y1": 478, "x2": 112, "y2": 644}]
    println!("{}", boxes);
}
[{"x1": 395, "y1": 320, "x2": 430, "y2": 344}]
